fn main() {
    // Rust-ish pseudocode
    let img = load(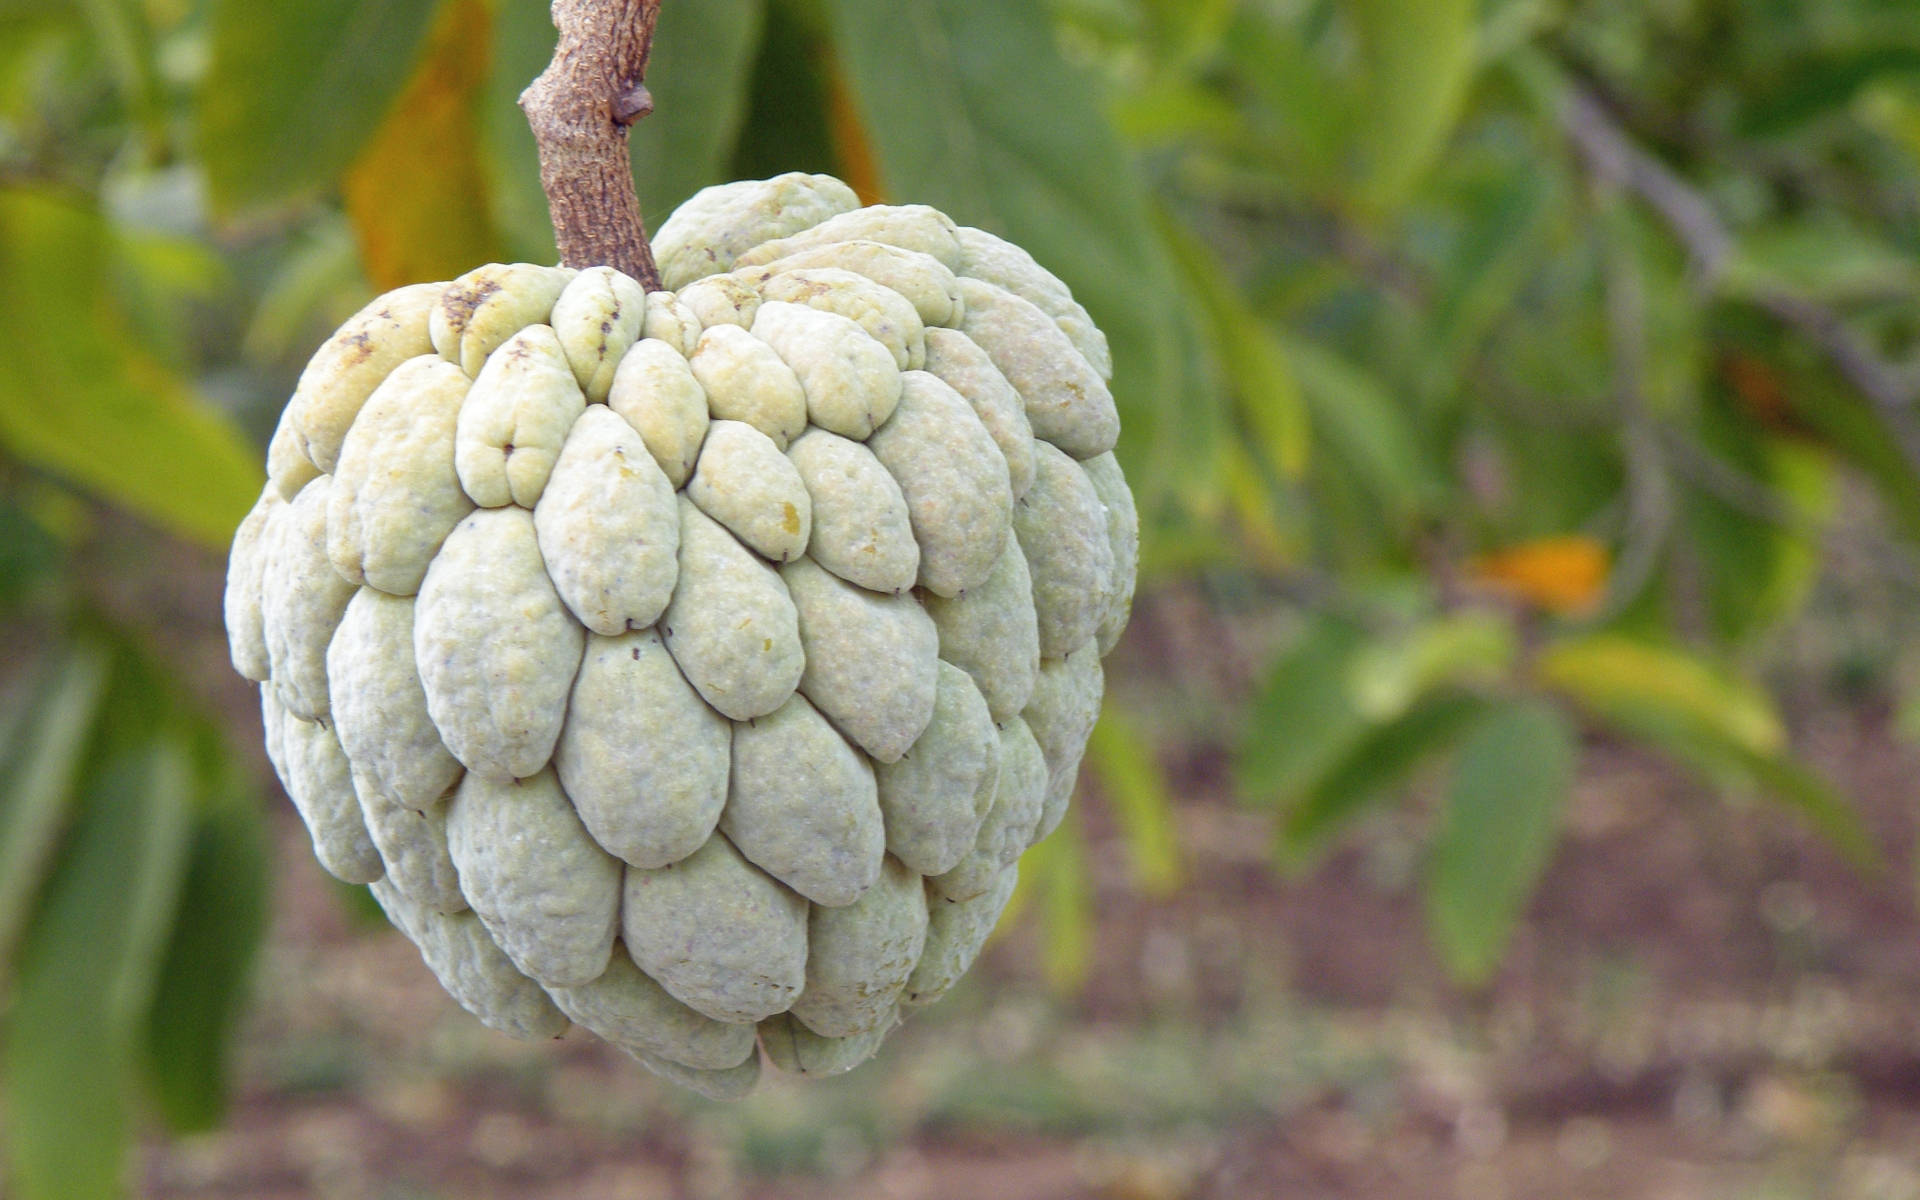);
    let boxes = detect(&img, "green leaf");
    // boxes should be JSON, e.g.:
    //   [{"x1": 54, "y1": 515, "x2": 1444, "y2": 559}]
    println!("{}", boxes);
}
[
  {"x1": 1282, "y1": 335, "x2": 1432, "y2": 522},
  {"x1": 1348, "y1": 612, "x2": 1516, "y2": 721},
  {"x1": 821, "y1": 0, "x2": 1213, "y2": 503},
  {"x1": 726, "y1": 0, "x2": 837, "y2": 187},
  {"x1": 1159, "y1": 207, "x2": 1307, "y2": 478},
  {"x1": 1235, "y1": 616, "x2": 1372, "y2": 804},
  {"x1": 1350, "y1": 0, "x2": 1479, "y2": 212},
  {"x1": 1010, "y1": 809, "x2": 1092, "y2": 995},
  {"x1": 1425, "y1": 699, "x2": 1575, "y2": 986},
  {"x1": 1537, "y1": 634, "x2": 1785, "y2": 758},
  {"x1": 141, "y1": 793, "x2": 270, "y2": 1132},
  {"x1": 1277, "y1": 690, "x2": 1488, "y2": 870},
  {"x1": 4, "y1": 740, "x2": 194, "y2": 1200},
  {"x1": 481, "y1": 0, "x2": 560, "y2": 264},
  {"x1": 632, "y1": 0, "x2": 767, "y2": 219},
  {"x1": 1085, "y1": 708, "x2": 1182, "y2": 896},
  {"x1": 1682, "y1": 411, "x2": 1834, "y2": 645},
  {"x1": 1721, "y1": 219, "x2": 1920, "y2": 304},
  {"x1": 0, "y1": 190, "x2": 263, "y2": 547},
  {"x1": 1738, "y1": 43, "x2": 1920, "y2": 138},
  {"x1": 0, "y1": 640, "x2": 108, "y2": 978},
  {"x1": 1541, "y1": 634, "x2": 1878, "y2": 871},
  {"x1": 198, "y1": 0, "x2": 439, "y2": 213}
]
